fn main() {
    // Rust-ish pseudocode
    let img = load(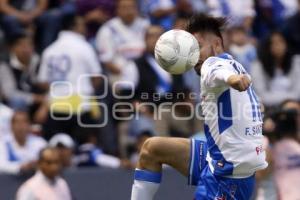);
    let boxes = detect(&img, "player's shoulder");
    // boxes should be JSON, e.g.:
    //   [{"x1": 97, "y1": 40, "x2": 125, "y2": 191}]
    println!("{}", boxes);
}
[
  {"x1": 202, "y1": 53, "x2": 240, "y2": 70},
  {"x1": 202, "y1": 56, "x2": 220, "y2": 68},
  {"x1": 201, "y1": 56, "x2": 231, "y2": 74}
]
